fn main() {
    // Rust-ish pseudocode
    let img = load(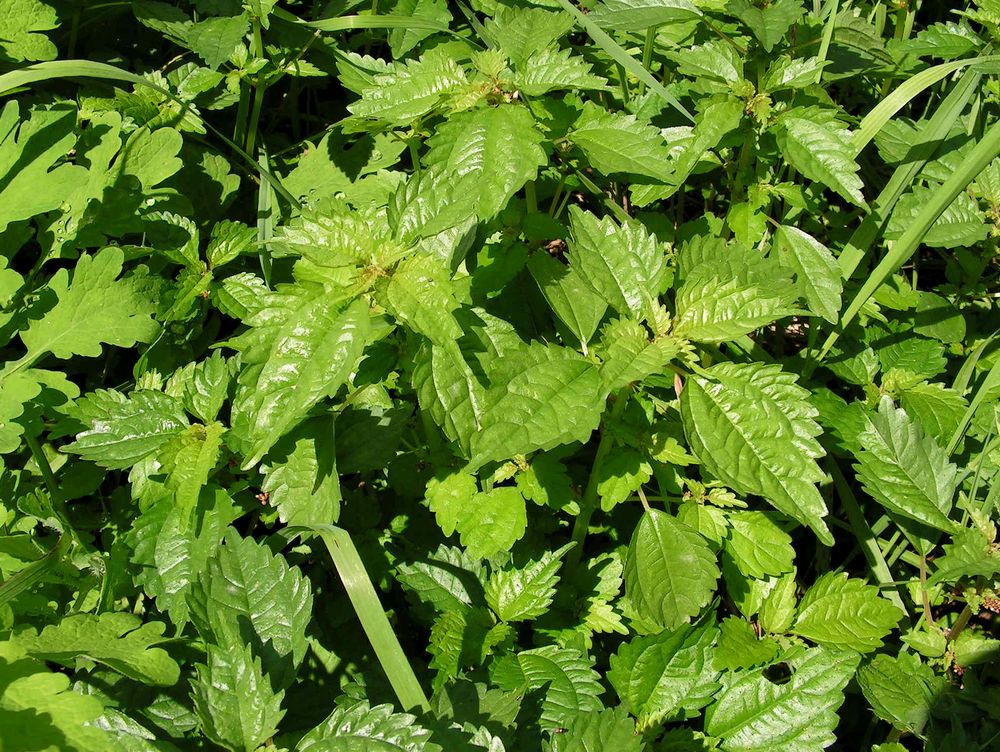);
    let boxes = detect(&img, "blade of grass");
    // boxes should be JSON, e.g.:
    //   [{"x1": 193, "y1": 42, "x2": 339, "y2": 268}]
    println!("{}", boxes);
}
[
  {"x1": 852, "y1": 55, "x2": 1000, "y2": 155},
  {"x1": 0, "y1": 60, "x2": 300, "y2": 209},
  {"x1": 272, "y1": 7, "x2": 475, "y2": 43},
  {"x1": 551, "y1": 0, "x2": 694, "y2": 123},
  {"x1": 0, "y1": 535, "x2": 69, "y2": 609},
  {"x1": 281, "y1": 524, "x2": 430, "y2": 713},
  {"x1": 257, "y1": 144, "x2": 275, "y2": 287},
  {"x1": 817, "y1": 117, "x2": 1000, "y2": 362},
  {"x1": 947, "y1": 356, "x2": 1000, "y2": 456}
]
